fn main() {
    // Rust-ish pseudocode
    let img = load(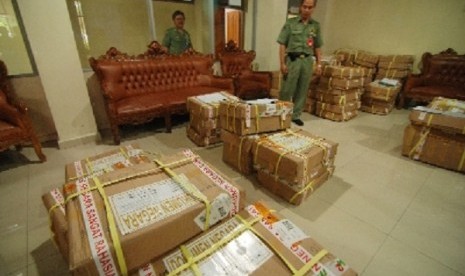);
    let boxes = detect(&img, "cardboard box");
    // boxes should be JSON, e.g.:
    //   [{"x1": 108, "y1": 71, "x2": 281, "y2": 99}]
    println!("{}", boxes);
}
[
  {"x1": 221, "y1": 129, "x2": 261, "y2": 175},
  {"x1": 188, "y1": 113, "x2": 219, "y2": 135},
  {"x1": 378, "y1": 54, "x2": 414, "y2": 64},
  {"x1": 354, "y1": 51, "x2": 379, "y2": 65},
  {"x1": 318, "y1": 77, "x2": 363, "y2": 90},
  {"x1": 219, "y1": 99, "x2": 293, "y2": 135},
  {"x1": 378, "y1": 61, "x2": 412, "y2": 70},
  {"x1": 409, "y1": 97, "x2": 465, "y2": 134},
  {"x1": 316, "y1": 100, "x2": 360, "y2": 114},
  {"x1": 376, "y1": 68, "x2": 409, "y2": 79},
  {"x1": 65, "y1": 150, "x2": 246, "y2": 275},
  {"x1": 360, "y1": 103, "x2": 394, "y2": 115},
  {"x1": 315, "y1": 89, "x2": 361, "y2": 105},
  {"x1": 257, "y1": 165, "x2": 332, "y2": 205},
  {"x1": 316, "y1": 106, "x2": 358, "y2": 122},
  {"x1": 186, "y1": 125, "x2": 222, "y2": 147},
  {"x1": 252, "y1": 129, "x2": 338, "y2": 187},
  {"x1": 42, "y1": 188, "x2": 68, "y2": 263},
  {"x1": 186, "y1": 91, "x2": 239, "y2": 119},
  {"x1": 364, "y1": 80, "x2": 401, "y2": 101},
  {"x1": 132, "y1": 202, "x2": 358, "y2": 275},
  {"x1": 322, "y1": 65, "x2": 364, "y2": 79},
  {"x1": 402, "y1": 124, "x2": 465, "y2": 172},
  {"x1": 65, "y1": 144, "x2": 150, "y2": 182}
]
